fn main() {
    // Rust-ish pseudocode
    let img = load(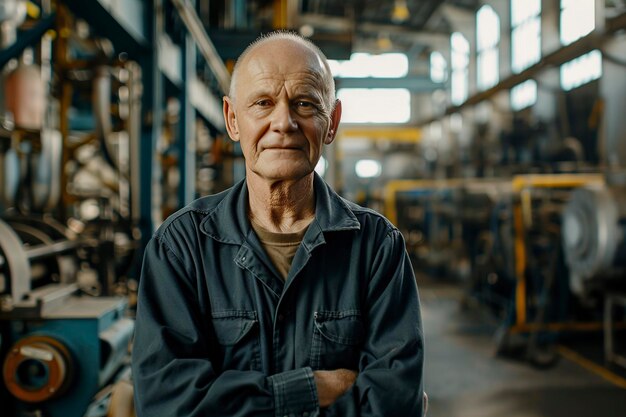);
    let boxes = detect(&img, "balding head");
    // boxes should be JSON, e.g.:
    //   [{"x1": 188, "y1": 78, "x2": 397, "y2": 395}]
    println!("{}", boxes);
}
[{"x1": 229, "y1": 31, "x2": 336, "y2": 114}]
